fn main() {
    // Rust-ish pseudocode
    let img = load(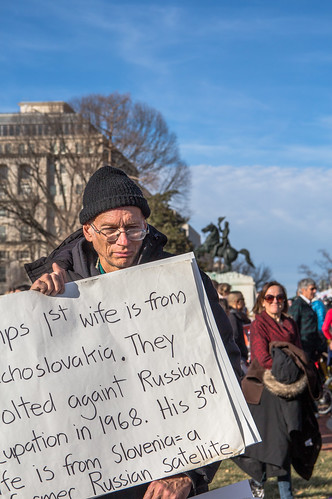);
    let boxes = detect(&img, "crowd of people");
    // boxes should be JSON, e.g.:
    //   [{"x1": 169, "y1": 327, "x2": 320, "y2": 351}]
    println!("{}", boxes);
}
[
  {"x1": 5, "y1": 165, "x2": 330, "y2": 499},
  {"x1": 210, "y1": 277, "x2": 330, "y2": 498}
]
